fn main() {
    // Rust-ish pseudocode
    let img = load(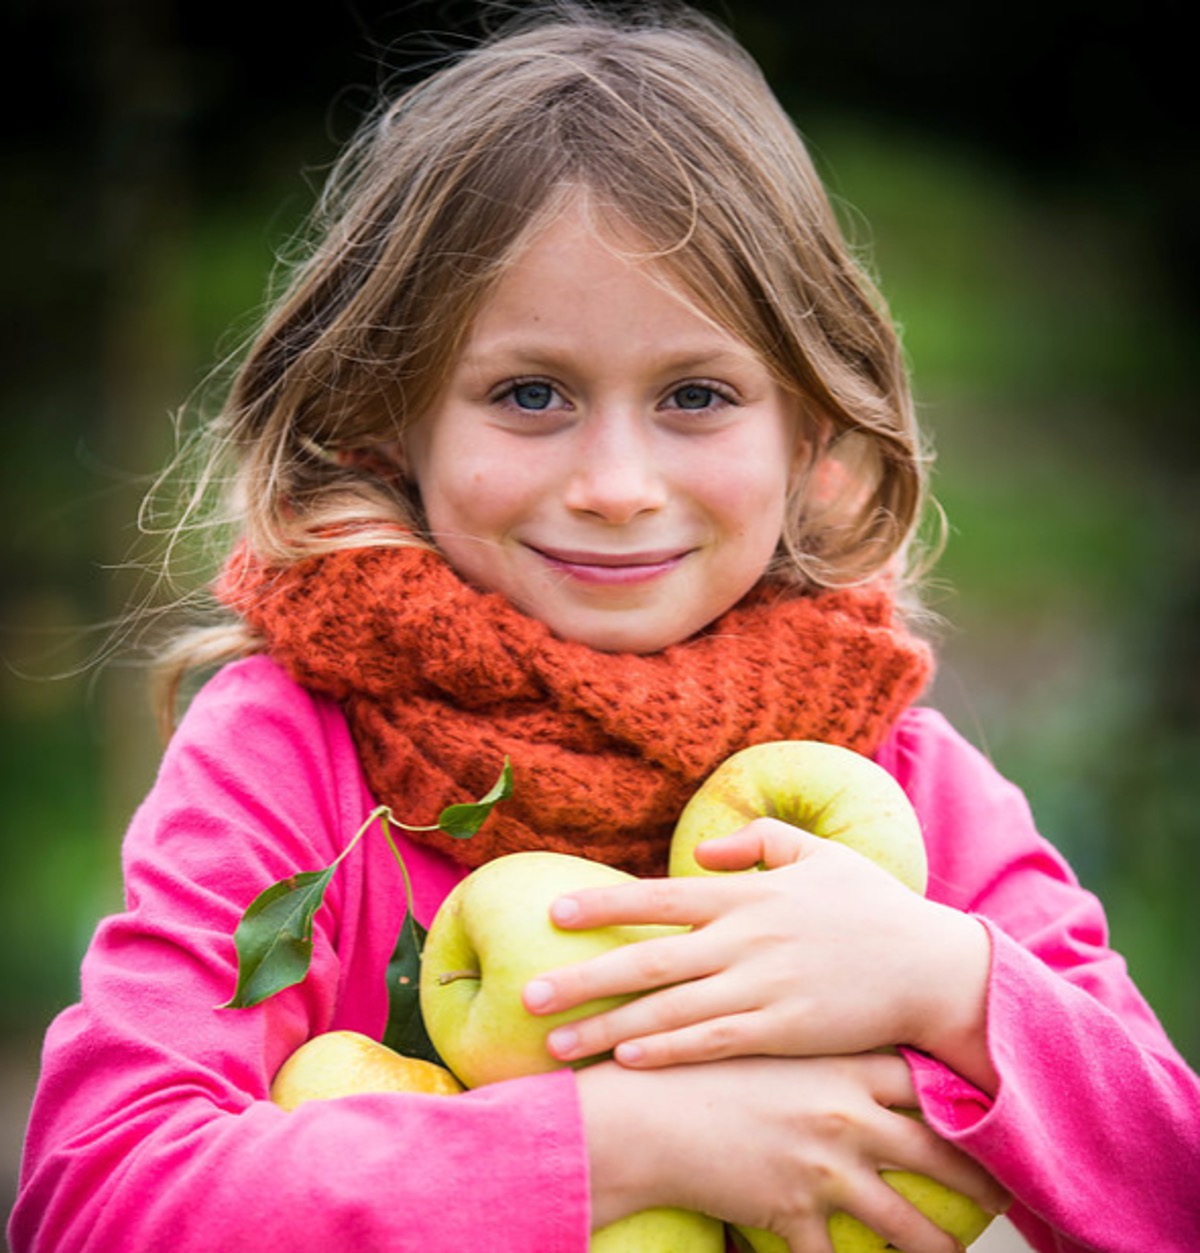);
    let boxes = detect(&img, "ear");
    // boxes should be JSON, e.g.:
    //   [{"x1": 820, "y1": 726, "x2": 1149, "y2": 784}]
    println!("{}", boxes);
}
[
  {"x1": 373, "y1": 440, "x2": 410, "y2": 477},
  {"x1": 338, "y1": 439, "x2": 409, "y2": 482},
  {"x1": 788, "y1": 404, "x2": 831, "y2": 489}
]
